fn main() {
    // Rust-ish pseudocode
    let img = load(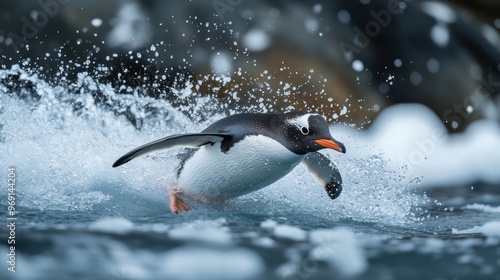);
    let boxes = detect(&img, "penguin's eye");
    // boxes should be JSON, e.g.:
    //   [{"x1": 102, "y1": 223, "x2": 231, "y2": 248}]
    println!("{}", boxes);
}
[{"x1": 301, "y1": 127, "x2": 309, "y2": 135}]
